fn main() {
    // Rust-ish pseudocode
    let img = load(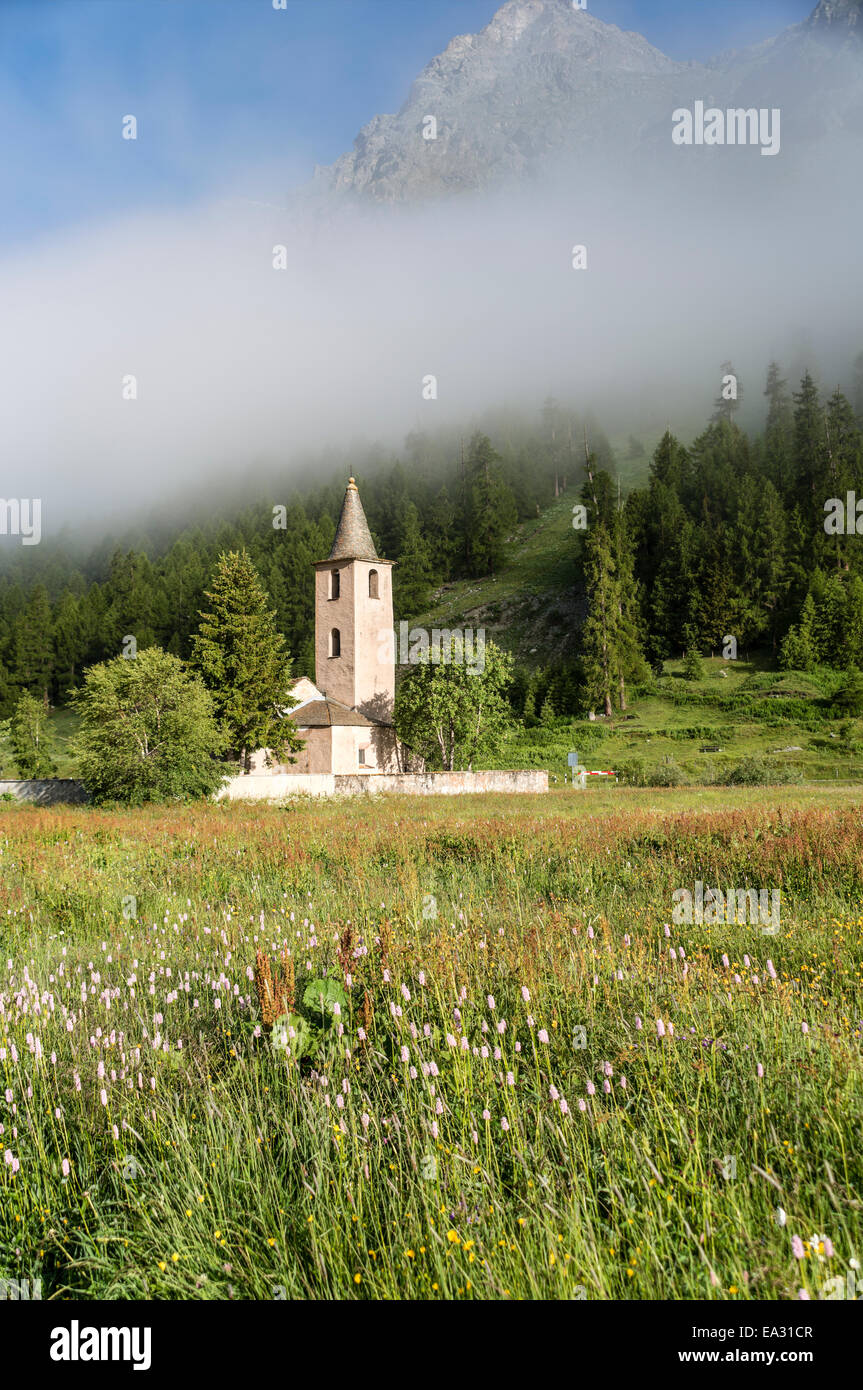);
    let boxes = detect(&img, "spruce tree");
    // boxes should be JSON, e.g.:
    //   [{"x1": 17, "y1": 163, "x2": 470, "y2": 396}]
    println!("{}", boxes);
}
[{"x1": 191, "y1": 550, "x2": 302, "y2": 773}]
